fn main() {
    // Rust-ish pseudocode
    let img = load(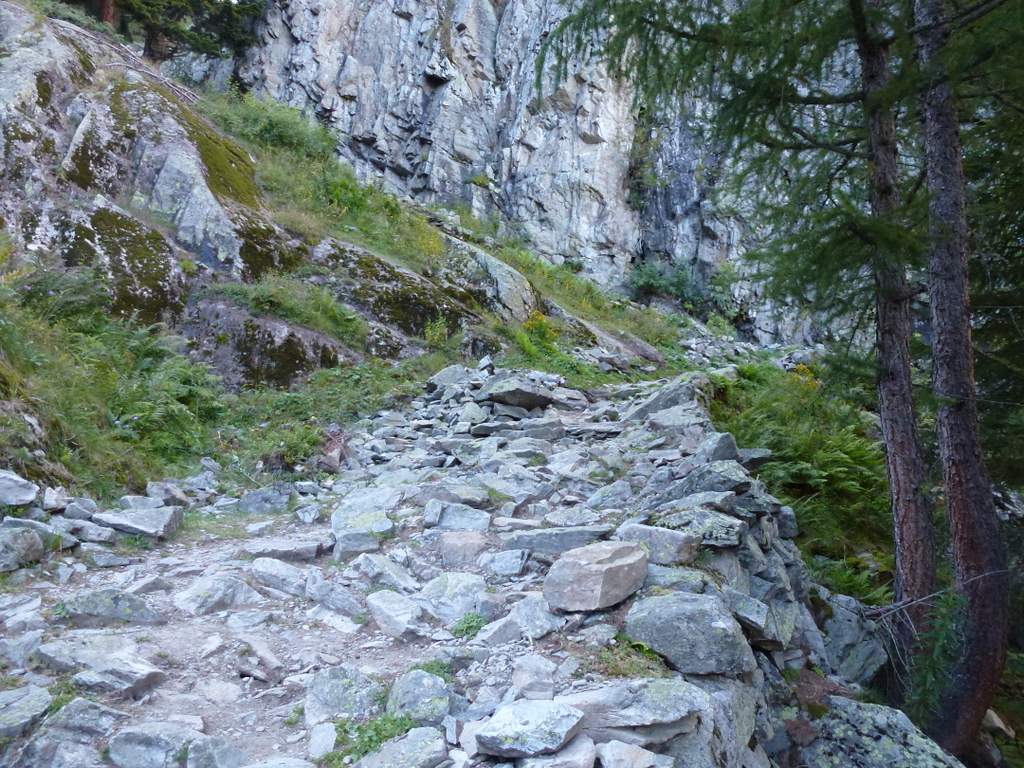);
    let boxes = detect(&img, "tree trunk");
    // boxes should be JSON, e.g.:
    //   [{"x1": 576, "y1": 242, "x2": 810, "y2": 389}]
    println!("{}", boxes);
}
[
  {"x1": 851, "y1": 0, "x2": 936, "y2": 684},
  {"x1": 143, "y1": 27, "x2": 178, "y2": 62},
  {"x1": 914, "y1": 0, "x2": 1009, "y2": 756},
  {"x1": 97, "y1": 0, "x2": 116, "y2": 25}
]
